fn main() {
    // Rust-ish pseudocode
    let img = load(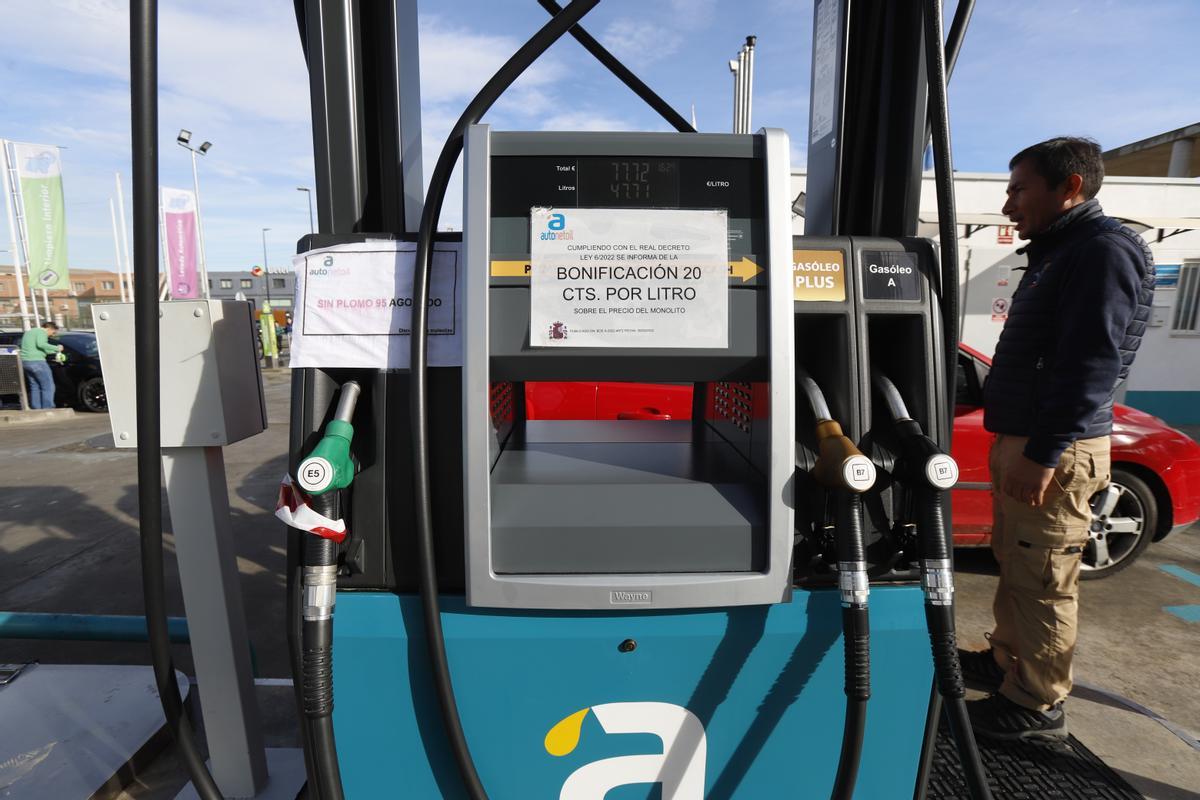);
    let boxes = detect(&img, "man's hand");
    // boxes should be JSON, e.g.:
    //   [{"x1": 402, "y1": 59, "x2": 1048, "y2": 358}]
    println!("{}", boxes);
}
[{"x1": 1001, "y1": 452, "x2": 1055, "y2": 506}]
